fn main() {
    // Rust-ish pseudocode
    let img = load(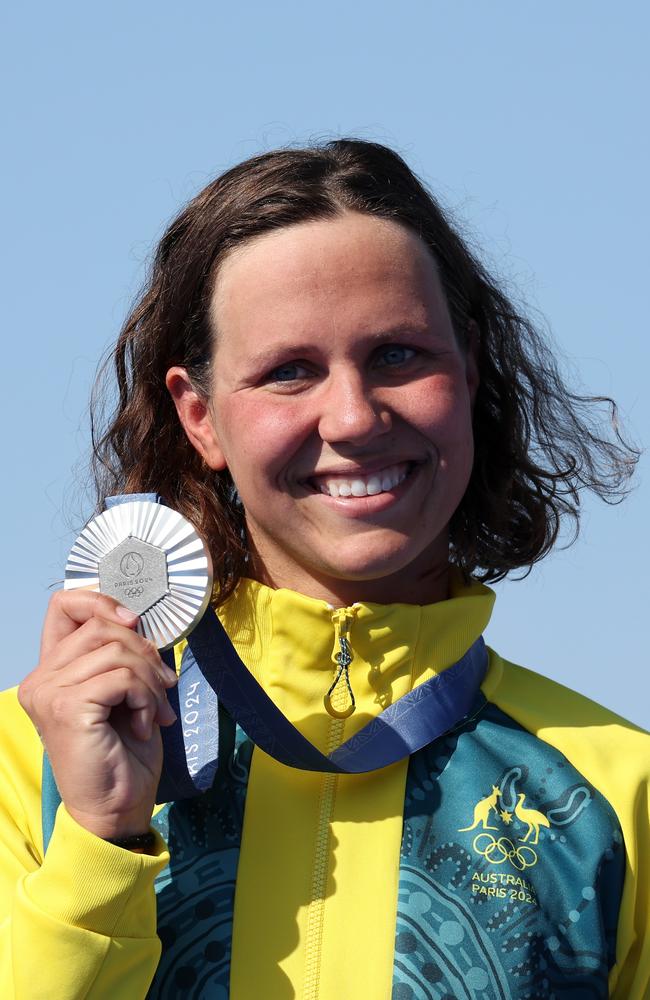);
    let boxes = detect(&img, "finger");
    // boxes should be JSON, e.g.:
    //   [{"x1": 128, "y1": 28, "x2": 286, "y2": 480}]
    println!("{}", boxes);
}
[
  {"x1": 129, "y1": 703, "x2": 157, "y2": 742},
  {"x1": 63, "y1": 668, "x2": 174, "y2": 739},
  {"x1": 50, "y1": 643, "x2": 172, "y2": 699},
  {"x1": 115, "y1": 697, "x2": 176, "y2": 741},
  {"x1": 123, "y1": 678, "x2": 176, "y2": 739},
  {"x1": 40, "y1": 590, "x2": 139, "y2": 660},
  {"x1": 45, "y1": 618, "x2": 177, "y2": 687}
]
